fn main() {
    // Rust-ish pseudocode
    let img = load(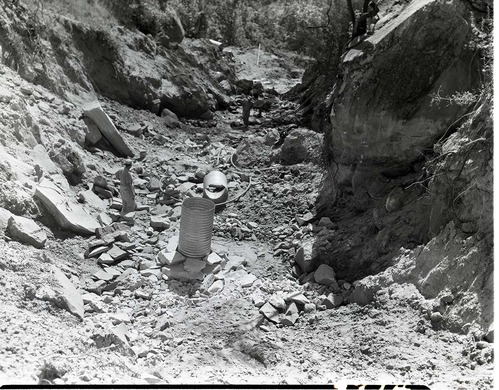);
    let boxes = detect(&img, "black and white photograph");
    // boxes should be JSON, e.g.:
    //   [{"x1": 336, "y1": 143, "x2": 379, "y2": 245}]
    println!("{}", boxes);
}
[{"x1": 0, "y1": 0, "x2": 493, "y2": 388}]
